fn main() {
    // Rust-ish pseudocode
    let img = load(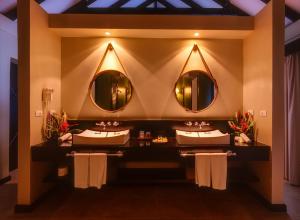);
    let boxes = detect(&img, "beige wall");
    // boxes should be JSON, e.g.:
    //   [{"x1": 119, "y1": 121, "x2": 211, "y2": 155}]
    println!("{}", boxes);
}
[
  {"x1": 243, "y1": 3, "x2": 273, "y2": 147},
  {"x1": 62, "y1": 38, "x2": 243, "y2": 119},
  {"x1": 29, "y1": 0, "x2": 61, "y2": 203},
  {"x1": 243, "y1": 1, "x2": 273, "y2": 202},
  {"x1": 17, "y1": 0, "x2": 285, "y2": 206},
  {"x1": 0, "y1": 16, "x2": 17, "y2": 180},
  {"x1": 18, "y1": 0, "x2": 61, "y2": 204},
  {"x1": 243, "y1": 0, "x2": 285, "y2": 204}
]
